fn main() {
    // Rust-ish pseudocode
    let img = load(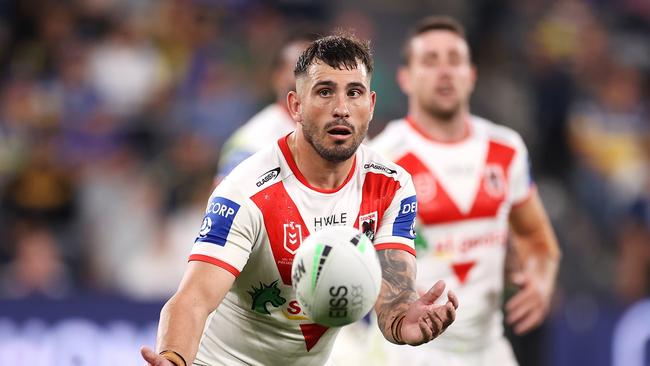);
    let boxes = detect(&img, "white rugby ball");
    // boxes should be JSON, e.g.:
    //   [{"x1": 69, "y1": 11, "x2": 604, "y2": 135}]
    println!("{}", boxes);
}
[{"x1": 291, "y1": 226, "x2": 382, "y2": 327}]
